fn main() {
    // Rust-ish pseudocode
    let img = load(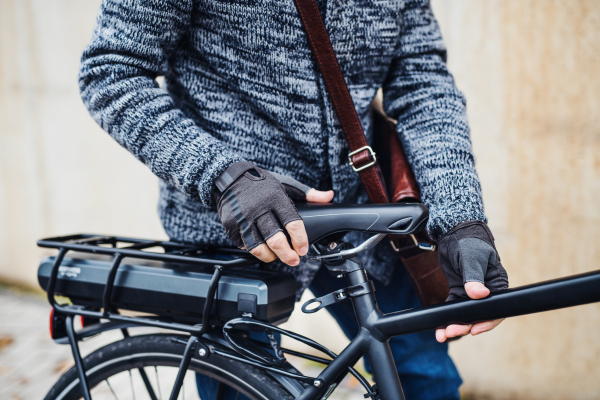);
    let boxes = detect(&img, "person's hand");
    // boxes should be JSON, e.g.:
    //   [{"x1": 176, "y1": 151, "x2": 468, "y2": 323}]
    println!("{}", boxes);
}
[
  {"x1": 435, "y1": 221, "x2": 509, "y2": 342},
  {"x1": 213, "y1": 162, "x2": 333, "y2": 266}
]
